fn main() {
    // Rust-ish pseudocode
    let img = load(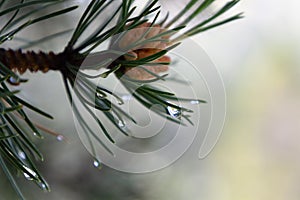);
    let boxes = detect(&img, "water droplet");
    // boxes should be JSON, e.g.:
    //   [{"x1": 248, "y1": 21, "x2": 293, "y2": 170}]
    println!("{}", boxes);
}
[
  {"x1": 118, "y1": 120, "x2": 126, "y2": 128},
  {"x1": 32, "y1": 132, "x2": 43, "y2": 139},
  {"x1": 7, "y1": 36, "x2": 13, "y2": 41},
  {"x1": 8, "y1": 76, "x2": 19, "y2": 84},
  {"x1": 166, "y1": 106, "x2": 182, "y2": 119},
  {"x1": 18, "y1": 151, "x2": 26, "y2": 160},
  {"x1": 121, "y1": 94, "x2": 132, "y2": 101},
  {"x1": 93, "y1": 160, "x2": 102, "y2": 169},
  {"x1": 38, "y1": 182, "x2": 47, "y2": 191},
  {"x1": 56, "y1": 135, "x2": 64, "y2": 141},
  {"x1": 96, "y1": 92, "x2": 106, "y2": 98},
  {"x1": 23, "y1": 173, "x2": 33, "y2": 180},
  {"x1": 23, "y1": 166, "x2": 38, "y2": 180},
  {"x1": 190, "y1": 100, "x2": 200, "y2": 105},
  {"x1": 116, "y1": 97, "x2": 124, "y2": 105}
]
